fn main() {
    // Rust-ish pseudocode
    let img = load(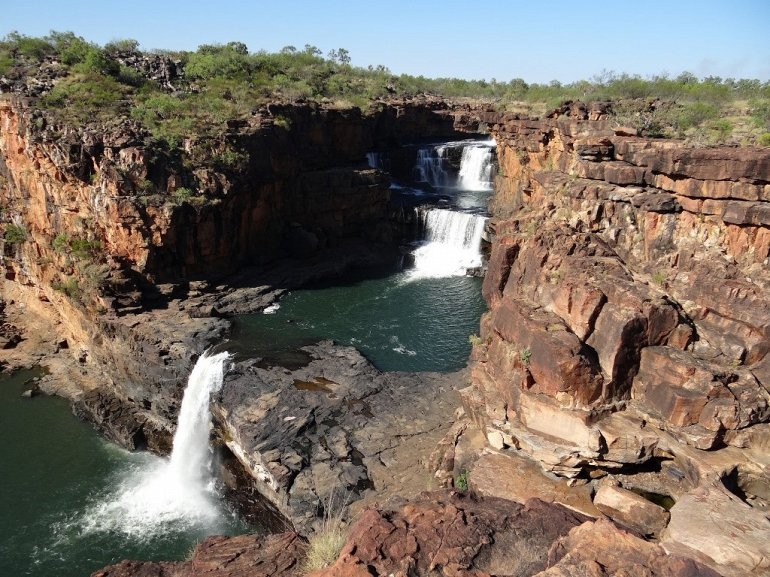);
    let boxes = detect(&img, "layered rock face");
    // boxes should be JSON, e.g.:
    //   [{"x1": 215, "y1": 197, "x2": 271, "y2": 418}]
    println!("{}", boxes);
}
[
  {"x1": 0, "y1": 95, "x2": 481, "y2": 447},
  {"x1": 464, "y1": 102, "x2": 770, "y2": 575}
]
